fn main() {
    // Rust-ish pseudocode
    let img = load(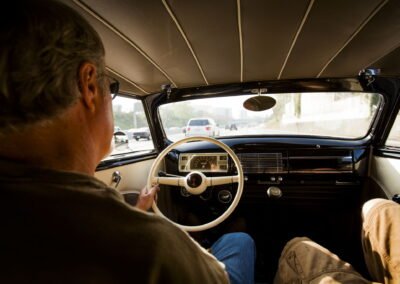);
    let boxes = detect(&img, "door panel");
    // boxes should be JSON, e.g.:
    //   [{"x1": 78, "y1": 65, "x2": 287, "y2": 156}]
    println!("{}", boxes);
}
[
  {"x1": 370, "y1": 156, "x2": 400, "y2": 198},
  {"x1": 95, "y1": 158, "x2": 155, "y2": 193}
]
